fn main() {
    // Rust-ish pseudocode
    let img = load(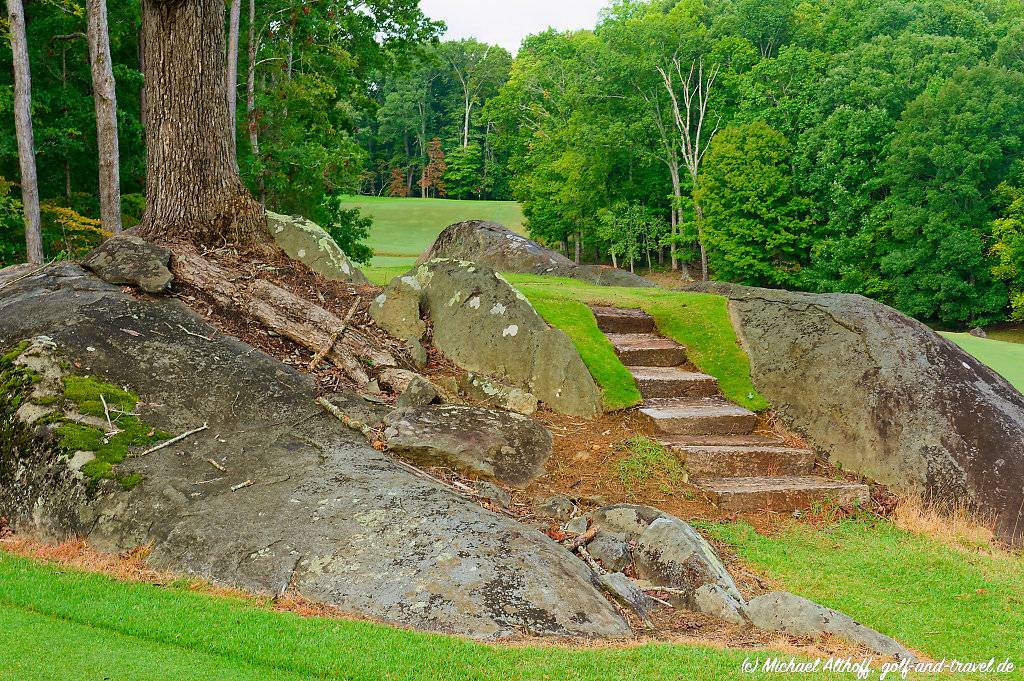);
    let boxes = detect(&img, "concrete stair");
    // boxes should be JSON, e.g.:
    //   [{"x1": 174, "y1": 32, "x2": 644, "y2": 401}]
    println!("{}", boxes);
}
[
  {"x1": 607, "y1": 333, "x2": 687, "y2": 367},
  {"x1": 629, "y1": 366, "x2": 718, "y2": 399},
  {"x1": 640, "y1": 397, "x2": 758, "y2": 436},
  {"x1": 699, "y1": 476, "x2": 871, "y2": 513},
  {"x1": 591, "y1": 303, "x2": 871, "y2": 514}
]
